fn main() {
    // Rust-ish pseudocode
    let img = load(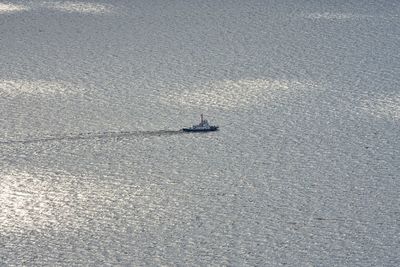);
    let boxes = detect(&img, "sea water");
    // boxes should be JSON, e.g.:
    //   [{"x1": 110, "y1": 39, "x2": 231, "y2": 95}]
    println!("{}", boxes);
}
[{"x1": 0, "y1": 1, "x2": 399, "y2": 265}]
